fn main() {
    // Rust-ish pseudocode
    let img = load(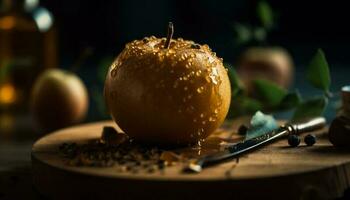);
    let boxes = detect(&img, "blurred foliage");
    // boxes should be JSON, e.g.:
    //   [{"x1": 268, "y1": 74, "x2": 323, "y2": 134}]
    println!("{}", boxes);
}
[
  {"x1": 71, "y1": 47, "x2": 94, "y2": 72},
  {"x1": 226, "y1": 62, "x2": 243, "y2": 97},
  {"x1": 234, "y1": 0, "x2": 275, "y2": 46},
  {"x1": 226, "y1": 48, "x2": 332, "y2": 121},
  {"x1": 306, "y1": 49, "x2": 331, "y2": 94},
  {"x1": 229, "y1": 1, "x2": 332, "y2": 121},
  {"x1": 233, "y1": 23, "x2": 253, "y2": 45},
  {"x1": 292, "y1": 97, "x2": 328, "y2": 122},
  {"x1": 253, "y1": 79, "x2": 287, "y2": 108},
  {"x1": 257, "y1": 1, "x2": 274, "y2": 30},
  {"x1": 98, "y1": 56, "x2": 114, "y2": 81},
  {"x1": 90, "y1": 56, "x2": 114, "y2": 119},
  {"x1": 278, "y1": 91, "x2": 301, "y2": 110}
]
